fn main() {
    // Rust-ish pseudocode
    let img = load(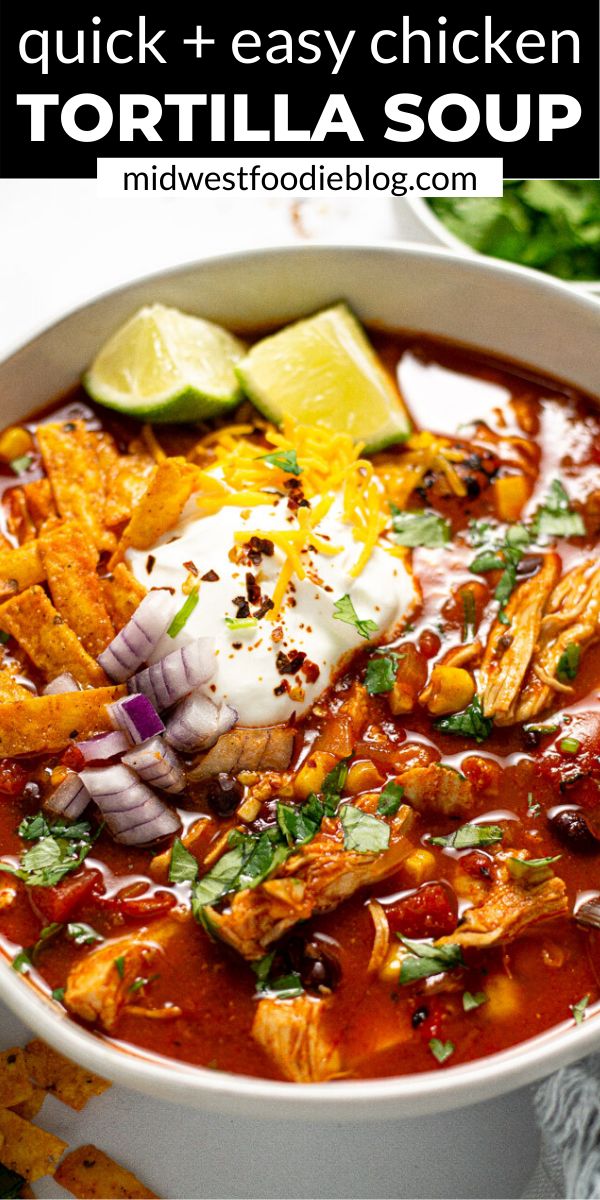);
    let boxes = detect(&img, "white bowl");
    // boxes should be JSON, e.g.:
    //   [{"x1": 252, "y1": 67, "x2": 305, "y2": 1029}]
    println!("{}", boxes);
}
[
  {"x1": 405, "y1": 195, "x2": 600, "y2": 295},
  {"x1": 1, "y1": 243, "x2": 600, "y2": 1119}
]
